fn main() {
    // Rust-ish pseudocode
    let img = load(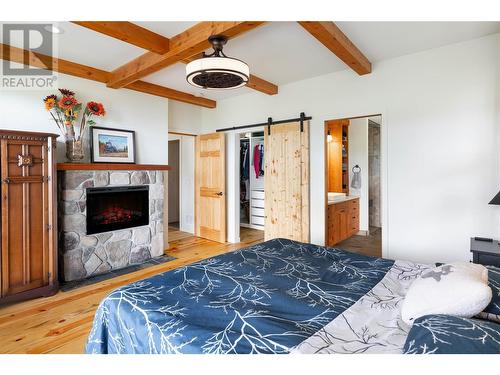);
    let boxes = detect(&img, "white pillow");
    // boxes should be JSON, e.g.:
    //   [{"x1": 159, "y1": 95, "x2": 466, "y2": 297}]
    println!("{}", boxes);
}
[{"x1": 401, "y1": 262, "x2": 492, "y2": 326}]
